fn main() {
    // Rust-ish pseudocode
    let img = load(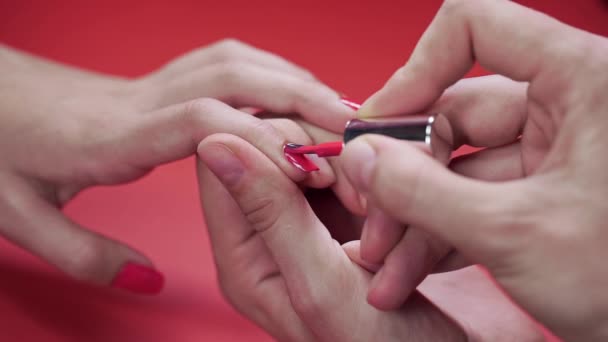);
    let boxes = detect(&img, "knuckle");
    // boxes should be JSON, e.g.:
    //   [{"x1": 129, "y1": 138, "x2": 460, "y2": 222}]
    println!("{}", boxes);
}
[
  {"x1": 63, "y1": 240, "x2": 106, "y2": 282},
  {"x1": 247, "y1": 118, "x2": 284, "y2": 146},
  {"x1": 212, "y1": 61, "x2": 250, "y2": 89},
  {"x1": 182, "y1": 98, "x2": 224, "y2": 125},
  {"x1": 242, "y1": 196, "x2": 281, "y2": 233},
  {"x1": 212, "y1": 38, "x2": 247, "y2": 62},
  {"x1": 265, "y1": 118, "x2": 310, "y2": 144},
  {"x1": 289, "y1": 80, "x2": 323, "y2": 109}
]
